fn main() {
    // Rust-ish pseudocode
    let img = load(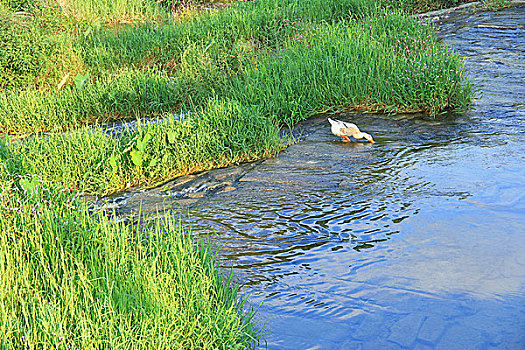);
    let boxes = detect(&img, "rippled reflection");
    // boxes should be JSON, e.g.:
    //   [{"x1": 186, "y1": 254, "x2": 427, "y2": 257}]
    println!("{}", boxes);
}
[
  {"x1": 97, "y1": 6, "x2": 525, "y2": 349},
  {"x1": 180, "y1": 6, "x2": 525, "y2": 349}
]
